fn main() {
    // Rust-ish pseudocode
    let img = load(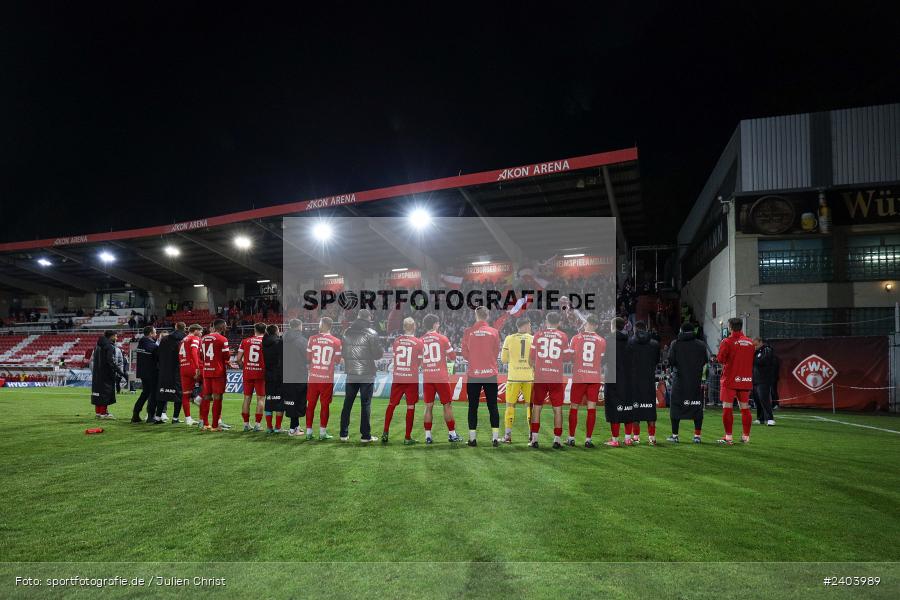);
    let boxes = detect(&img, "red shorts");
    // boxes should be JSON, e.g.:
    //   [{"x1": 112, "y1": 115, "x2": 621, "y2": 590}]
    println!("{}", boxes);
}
[
  {"x1": 180, "y1": 373, "x2": 198, "y2": 395},
  {"x1": 307, "y1": 381, "x2": 334, "y2": 404},
  {"x1": 532, "y1": 382, "x2": 565, "y2": 407},
  {"x1": 202, "y1": 376, "x2": 226, "y2": 397},
  {"x1": 389, "y1": 382, "x2": 419, "y2": 406},
  {"x1": 243, "y1": 377, "x2": 265, "y2": 397},
  {"x1": 720, "y1": 384, "x2": 751, "y2": 405},
  {"x1": 570, "y1": 382, "x2": 601, "y2": 405},
  {"x1": 423, "y1": 382, "x2": 453, "y2": 405}
]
